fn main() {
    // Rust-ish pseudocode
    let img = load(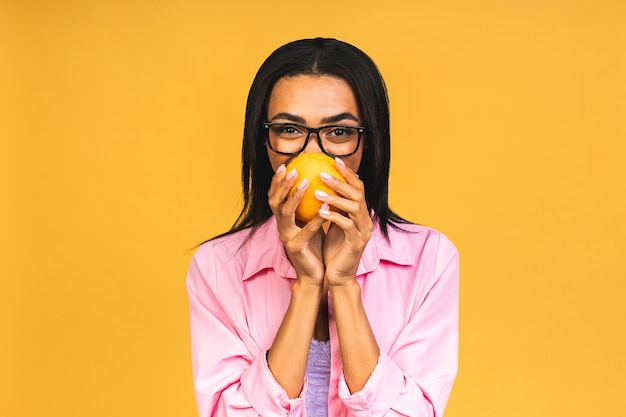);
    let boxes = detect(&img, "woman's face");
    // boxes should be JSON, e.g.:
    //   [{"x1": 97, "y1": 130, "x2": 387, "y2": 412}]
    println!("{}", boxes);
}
[{"x1": 265, "y1": 75, "x2": 364, "y2": 173}]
